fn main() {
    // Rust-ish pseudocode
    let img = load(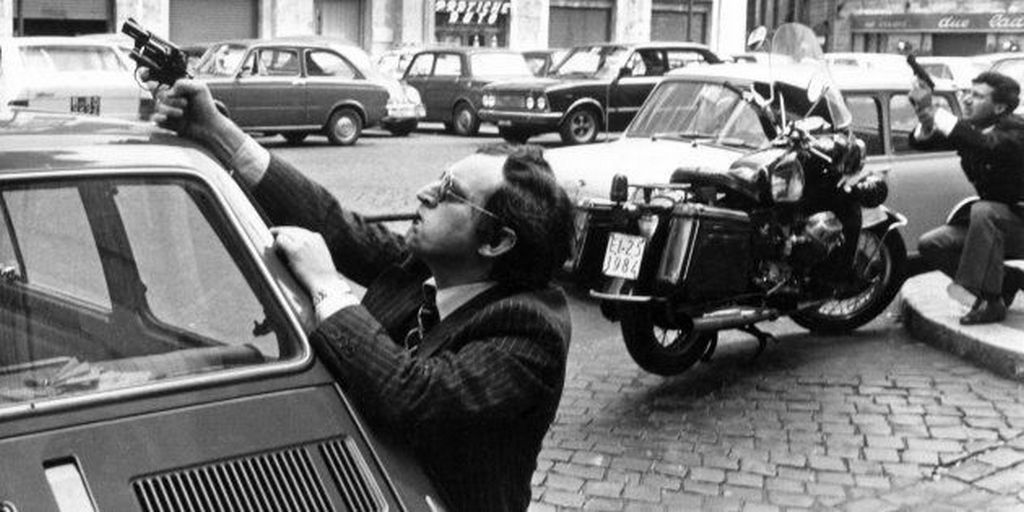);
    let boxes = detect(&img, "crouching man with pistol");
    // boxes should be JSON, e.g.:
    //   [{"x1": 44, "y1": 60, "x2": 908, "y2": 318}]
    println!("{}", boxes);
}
[
  {"x1": 145, "y1": 68, "x2": 575, "y2": 511},
  {"x1": 909, "y1": 70, "x2": 1024, "y2": 324}
]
